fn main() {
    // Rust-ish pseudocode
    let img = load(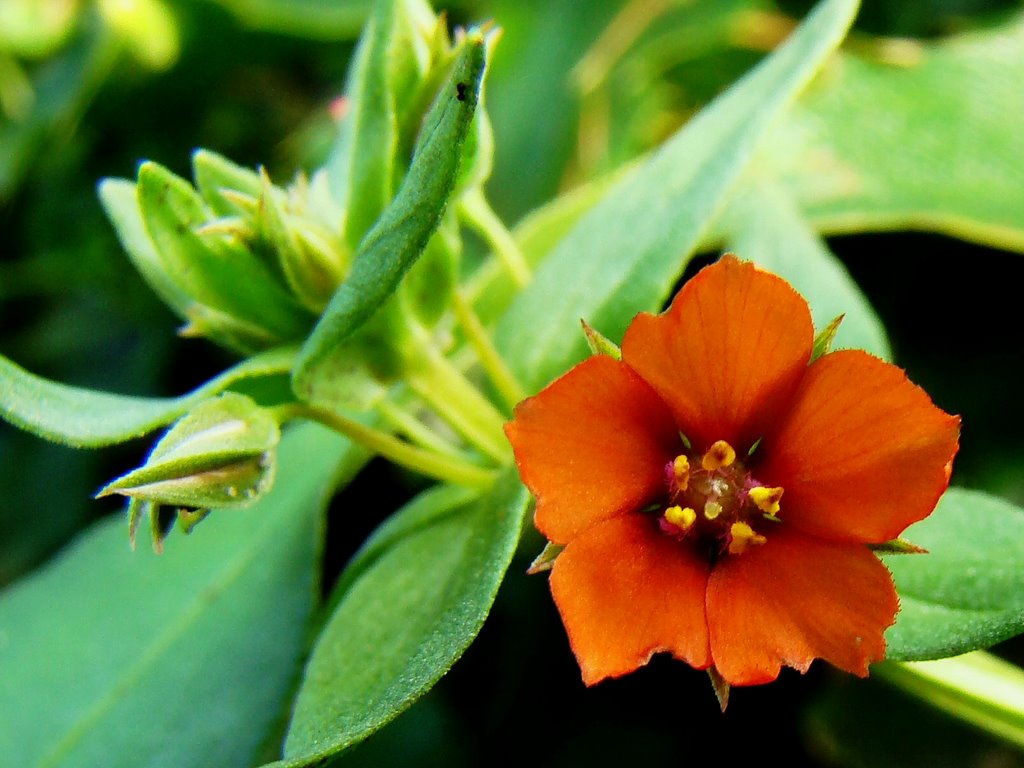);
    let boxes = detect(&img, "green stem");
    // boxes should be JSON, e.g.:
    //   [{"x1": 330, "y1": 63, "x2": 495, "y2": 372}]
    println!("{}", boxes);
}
[
  {"x1": 452, "y1": 289, "x2": 526, "y2": 410},
  {"x1": 376, "y1": 398, "x2": 466, "y2": 459},
  {"x1": 405, "y1": 343, "x2": 513, "y2": 465},
  {"x1": 459, "y1": 188, "x2": 532, "y2": 288},
  {"x1": 878, "y1": 652, "x2": 1024, "y2": 749},
  {"x1": 273, "y1": 403, "x2": 497, "y2": 489}
]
